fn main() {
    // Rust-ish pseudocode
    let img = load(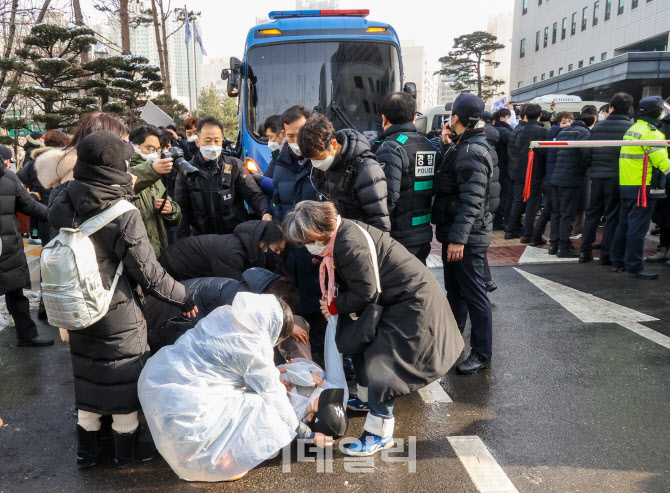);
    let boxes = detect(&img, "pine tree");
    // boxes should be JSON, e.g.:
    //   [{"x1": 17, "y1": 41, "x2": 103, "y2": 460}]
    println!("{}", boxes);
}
[
  {"x1": 199, "y1": 84, "x2": 238, "y2": 139},
  {"x1": 437, "y1": 31, "x2": 506, "y2": 102}
]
